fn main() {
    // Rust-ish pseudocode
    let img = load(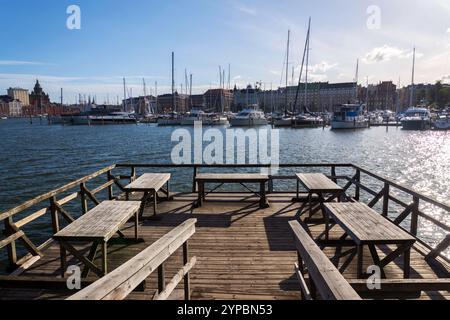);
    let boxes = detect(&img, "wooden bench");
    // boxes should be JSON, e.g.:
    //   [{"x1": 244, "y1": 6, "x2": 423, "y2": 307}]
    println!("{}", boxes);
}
[
  {"x1": 324, "y1": 202, "x2": 416, "y2": 279},
  {"x1": 195, "y1": 173, "x2": 270, "y2": 209},
  {"x1": 289, "y1": 220, "x2": 362, "y2": 300},
  {"x1": 295, "y1": 173, "x2": 345, "y2": 219},
  {"x1": 124, "y1": 173, "x2": 171, "y2": 217},
  {"x1": 53, "y1": 201, "x2": 142, "y2": 277},
  {"x1": 68, "y1": 219, "x2": 197, "y2": 300}
]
